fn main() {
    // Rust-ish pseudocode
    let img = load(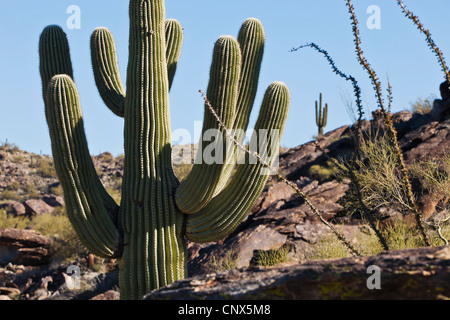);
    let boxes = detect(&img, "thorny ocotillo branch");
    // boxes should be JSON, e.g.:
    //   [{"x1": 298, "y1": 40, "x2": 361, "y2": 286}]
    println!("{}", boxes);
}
[
  {"x1": 290, "y1": 43, "x2": 390, "y2": 251},
  {"x1": 396, "y1": 0, "x2": 450, "y2": 85},
  {"x1": 346, "y1": 0, "x2": 430, "y2": 246},
  {"x1": 200, "y1": 90, "x2": 362, "y2": 258}
]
